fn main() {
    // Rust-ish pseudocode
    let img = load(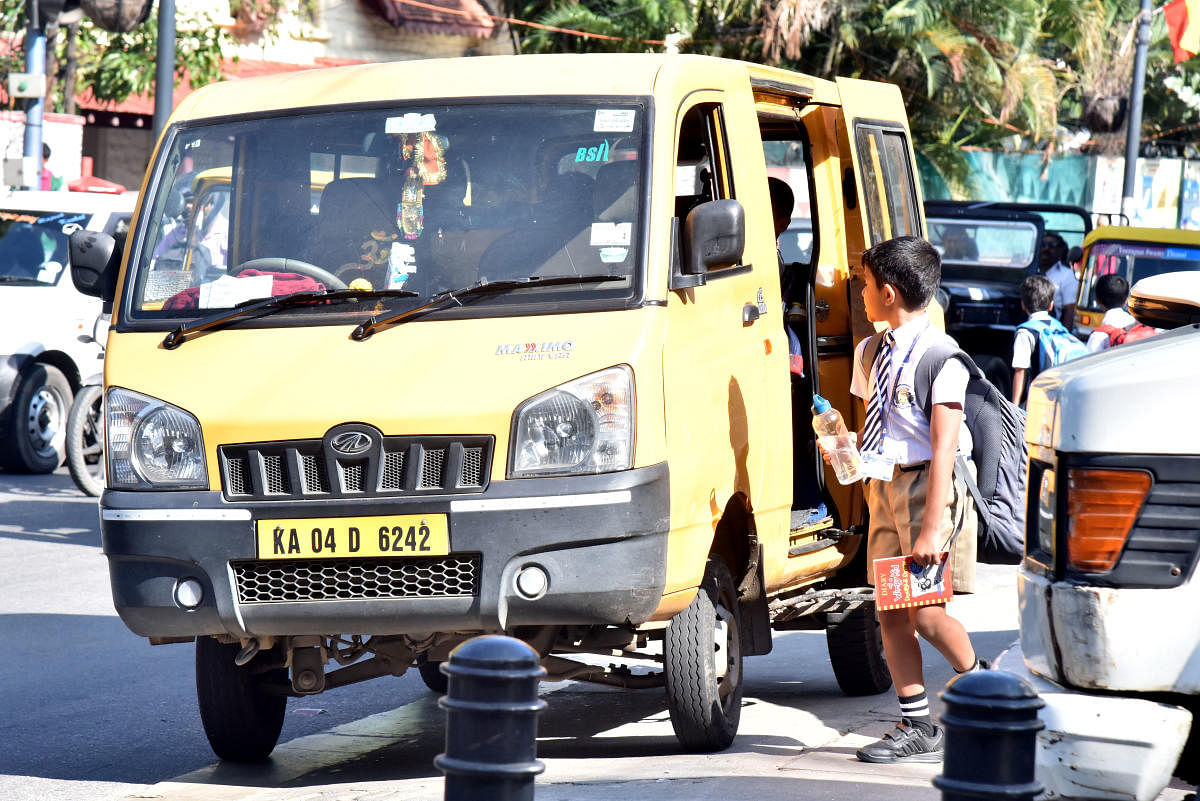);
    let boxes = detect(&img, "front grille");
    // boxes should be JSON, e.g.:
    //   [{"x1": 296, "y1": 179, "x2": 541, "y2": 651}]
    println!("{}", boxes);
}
[
  {"x1": 219, "y1": 434, "x2": 493, "y2": 501},
  {"x1": 233, "y1": 555, "x2": 481, "y2": 603}
]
